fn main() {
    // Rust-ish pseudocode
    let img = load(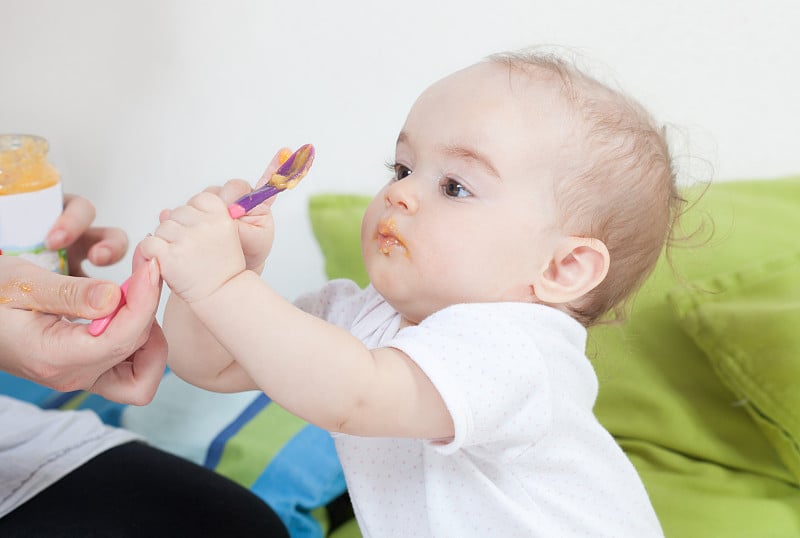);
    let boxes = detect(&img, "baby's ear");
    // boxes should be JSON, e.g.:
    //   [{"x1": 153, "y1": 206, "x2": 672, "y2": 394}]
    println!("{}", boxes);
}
[{"x1": 534, "y1": 237, "x2": 610, "y2": 304}]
